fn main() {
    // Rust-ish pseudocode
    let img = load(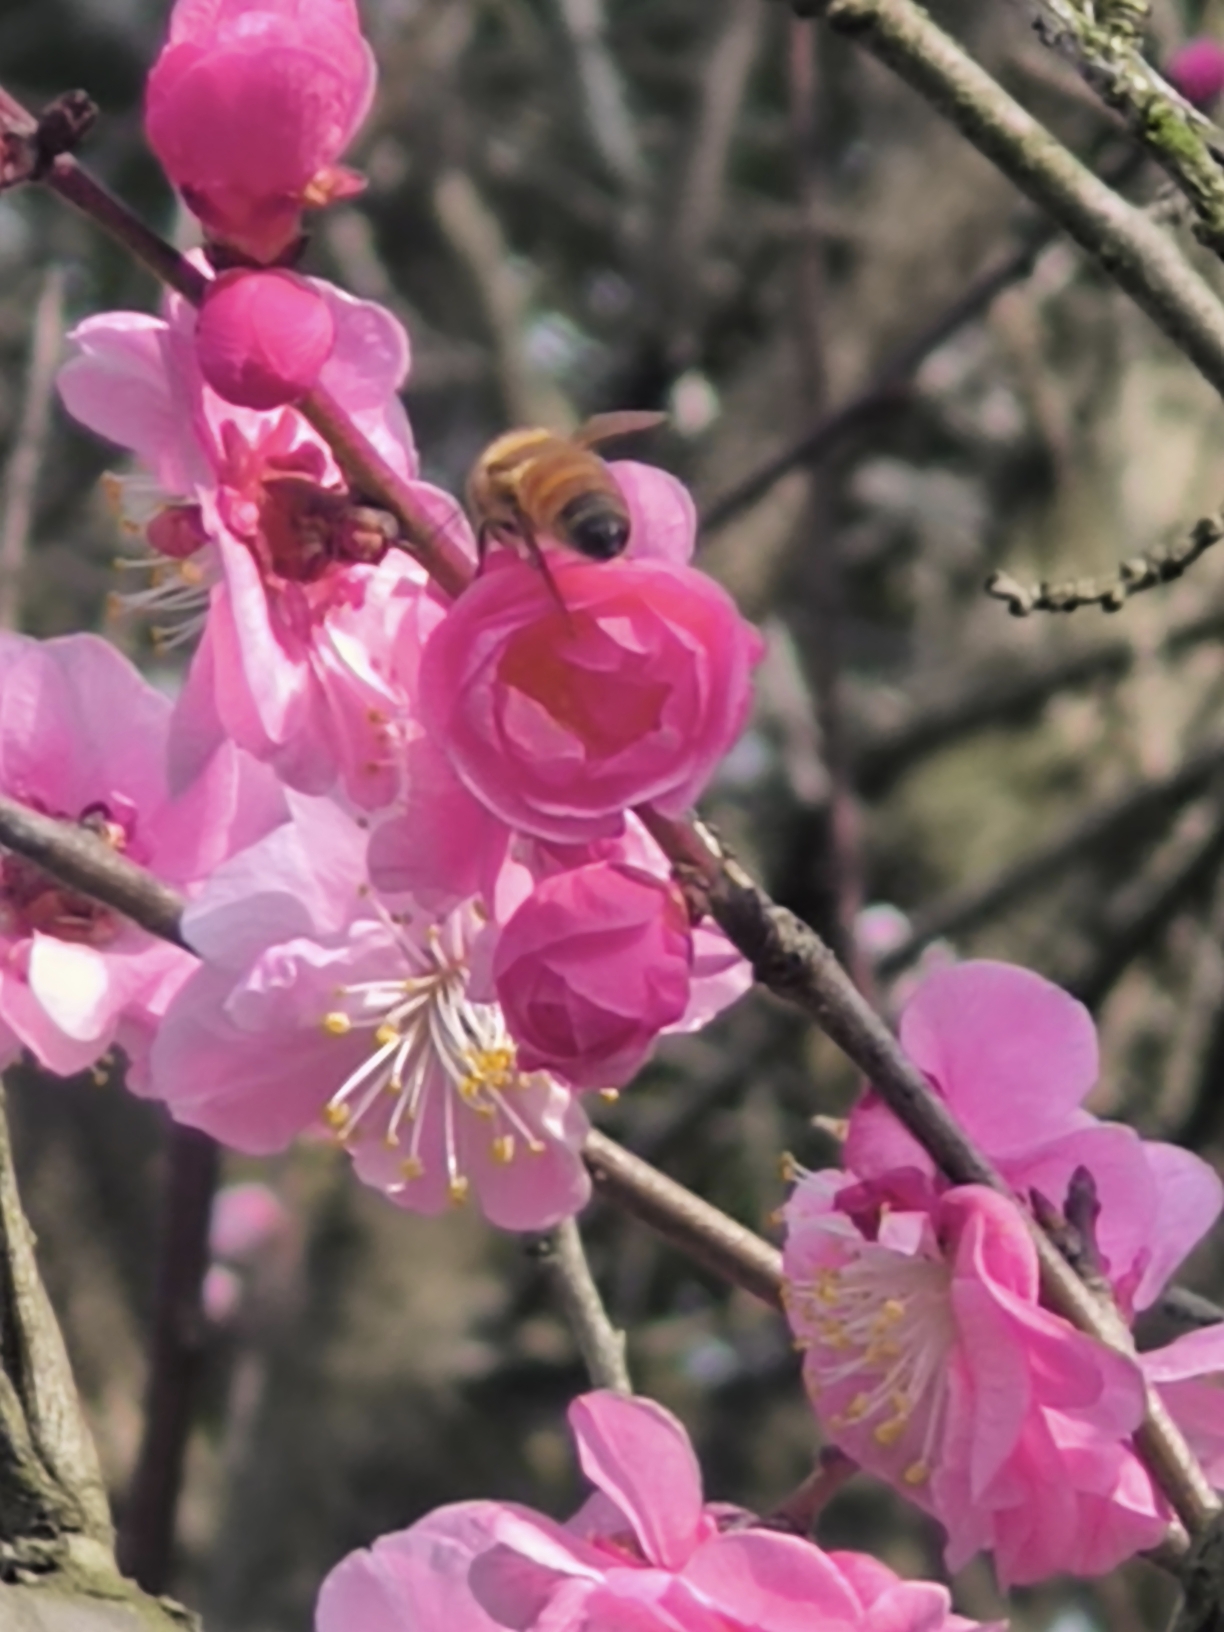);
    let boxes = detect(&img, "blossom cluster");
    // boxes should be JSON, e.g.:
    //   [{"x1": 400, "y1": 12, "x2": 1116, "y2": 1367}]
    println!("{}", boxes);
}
[
  {"x1": 23, "y1": 0, "x2": 764, "y2": 1231},
  {"x1": 6, "y1": 0, "x2": 1224, "y2": 1618}
]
